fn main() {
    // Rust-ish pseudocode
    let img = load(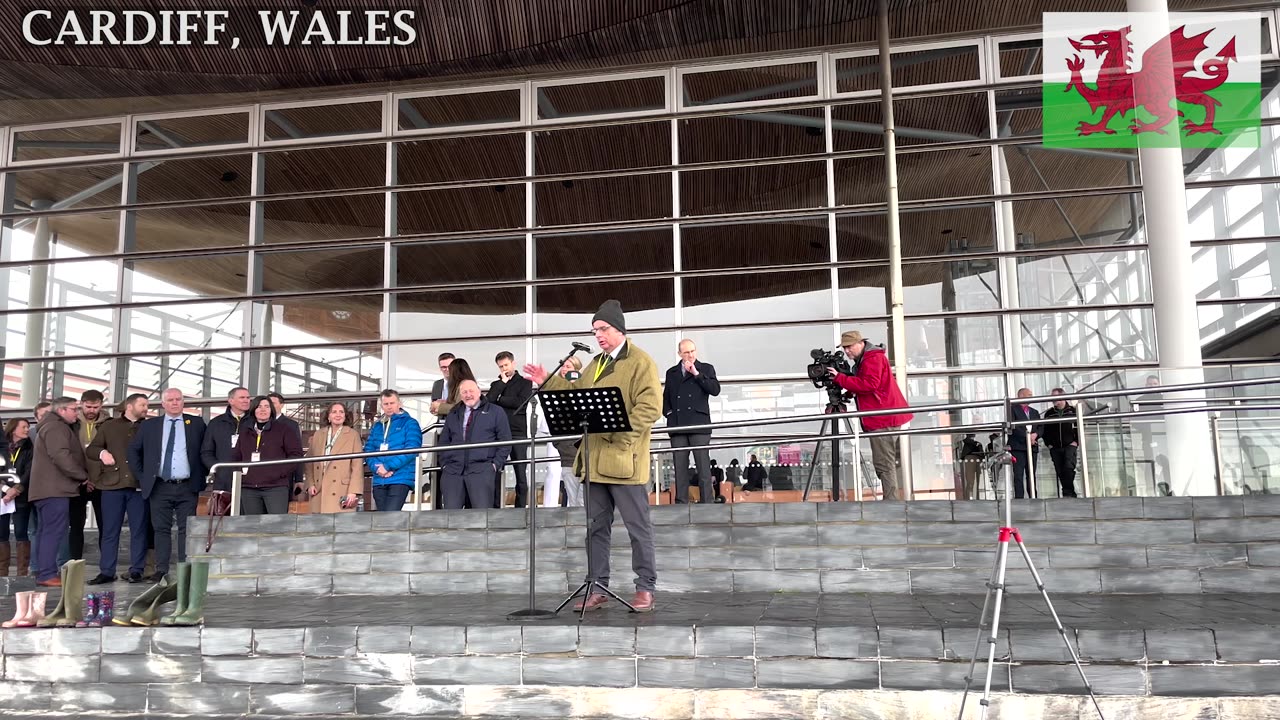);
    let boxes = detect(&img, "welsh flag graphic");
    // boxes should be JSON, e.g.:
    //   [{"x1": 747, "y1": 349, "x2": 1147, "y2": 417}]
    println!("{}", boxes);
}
[{"x1": 1042, "y1": 12, "x2": 1263, "y2": 148}]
